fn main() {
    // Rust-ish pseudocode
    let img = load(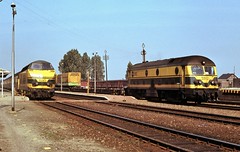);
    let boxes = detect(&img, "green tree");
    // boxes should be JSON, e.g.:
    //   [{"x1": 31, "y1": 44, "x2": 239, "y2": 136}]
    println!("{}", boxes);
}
[
  {"x1": 80, "y1": 52, "x2": 91, "y2": 80},
  {"x1": 91, "y1": 54, "x2": 105, "y2": 81},
  {"x1": 58, "y1": 49, "x2": 81, "y2": 73},
  {"x1": 125, "y1": 61, "x2": 133, "y2": 79},
  {"x1": 59, "y1": 49, "x2": 105, "y2": 81}
]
